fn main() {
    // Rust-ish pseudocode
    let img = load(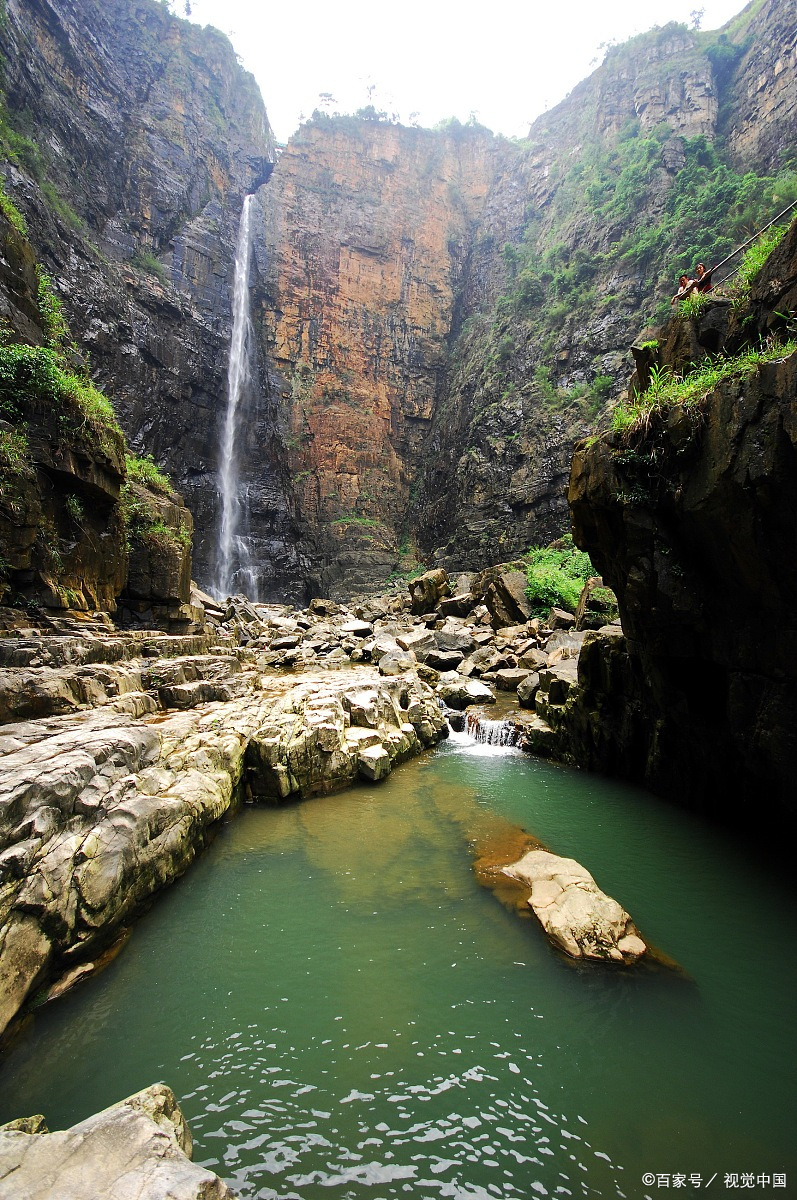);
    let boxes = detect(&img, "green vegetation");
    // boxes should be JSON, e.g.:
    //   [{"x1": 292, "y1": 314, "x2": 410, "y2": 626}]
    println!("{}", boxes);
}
[
  {"x1": 132, "y1": 248, "x2": 169, "y2": 284},
  {"x1": 678, "y1": 290, "x2": 711, "y2": 319},
  {"x1": 0, "y1": 174, "x2": 26, "y2": 235},
  {"x1": 724, "y1": 221, "x2": 791, "y2": 308},
  {"x1": 64, "y1": 492, "x2": 84, "y2": 523},
  {"x1": 36, "y1": 269, "x2": 73, "y2": 353},
  {"x1": 612, "y1": 339, "x2": 797, "y2": 432},
  {"x1": 120, "y1": 482, "x2": 190, "y2": 552},
  {"x1": 125, "y1": 452, "x2": 173, "y2": 495},
  {"x1": 0, "y1": 427, "x2": 29, "y2": 475},
  {"x1": 332, "y1": 515, "x2": 380, "y2": 528},
  {"x1": 0, "y1": 343, "x2": 122, "y2": 445},
  {"x1": 525, "y1": 535, "x2": 595, "y2": 616}
]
